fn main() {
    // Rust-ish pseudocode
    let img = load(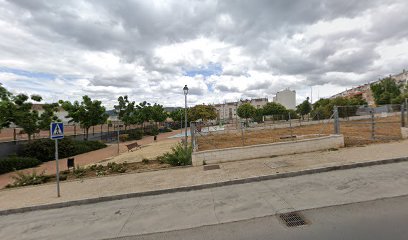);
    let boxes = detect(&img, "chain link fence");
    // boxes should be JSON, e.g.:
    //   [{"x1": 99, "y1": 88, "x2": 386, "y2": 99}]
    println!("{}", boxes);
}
[
  {"x1": 192, "y1": 103, "x2": 407, "y2": 151},
  {"x1": 334, "y1": 104, "x2": 405, "y2": 146}
]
